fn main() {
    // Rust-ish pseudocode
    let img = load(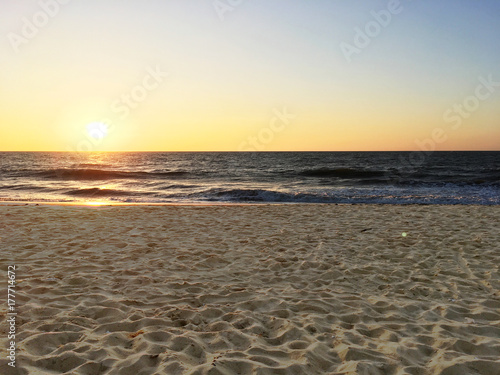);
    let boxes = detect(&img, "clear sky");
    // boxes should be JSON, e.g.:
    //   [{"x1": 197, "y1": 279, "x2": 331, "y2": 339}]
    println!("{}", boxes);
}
[{"x1": 1, "y1": 0, "x2": 499, "y2": 151}]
